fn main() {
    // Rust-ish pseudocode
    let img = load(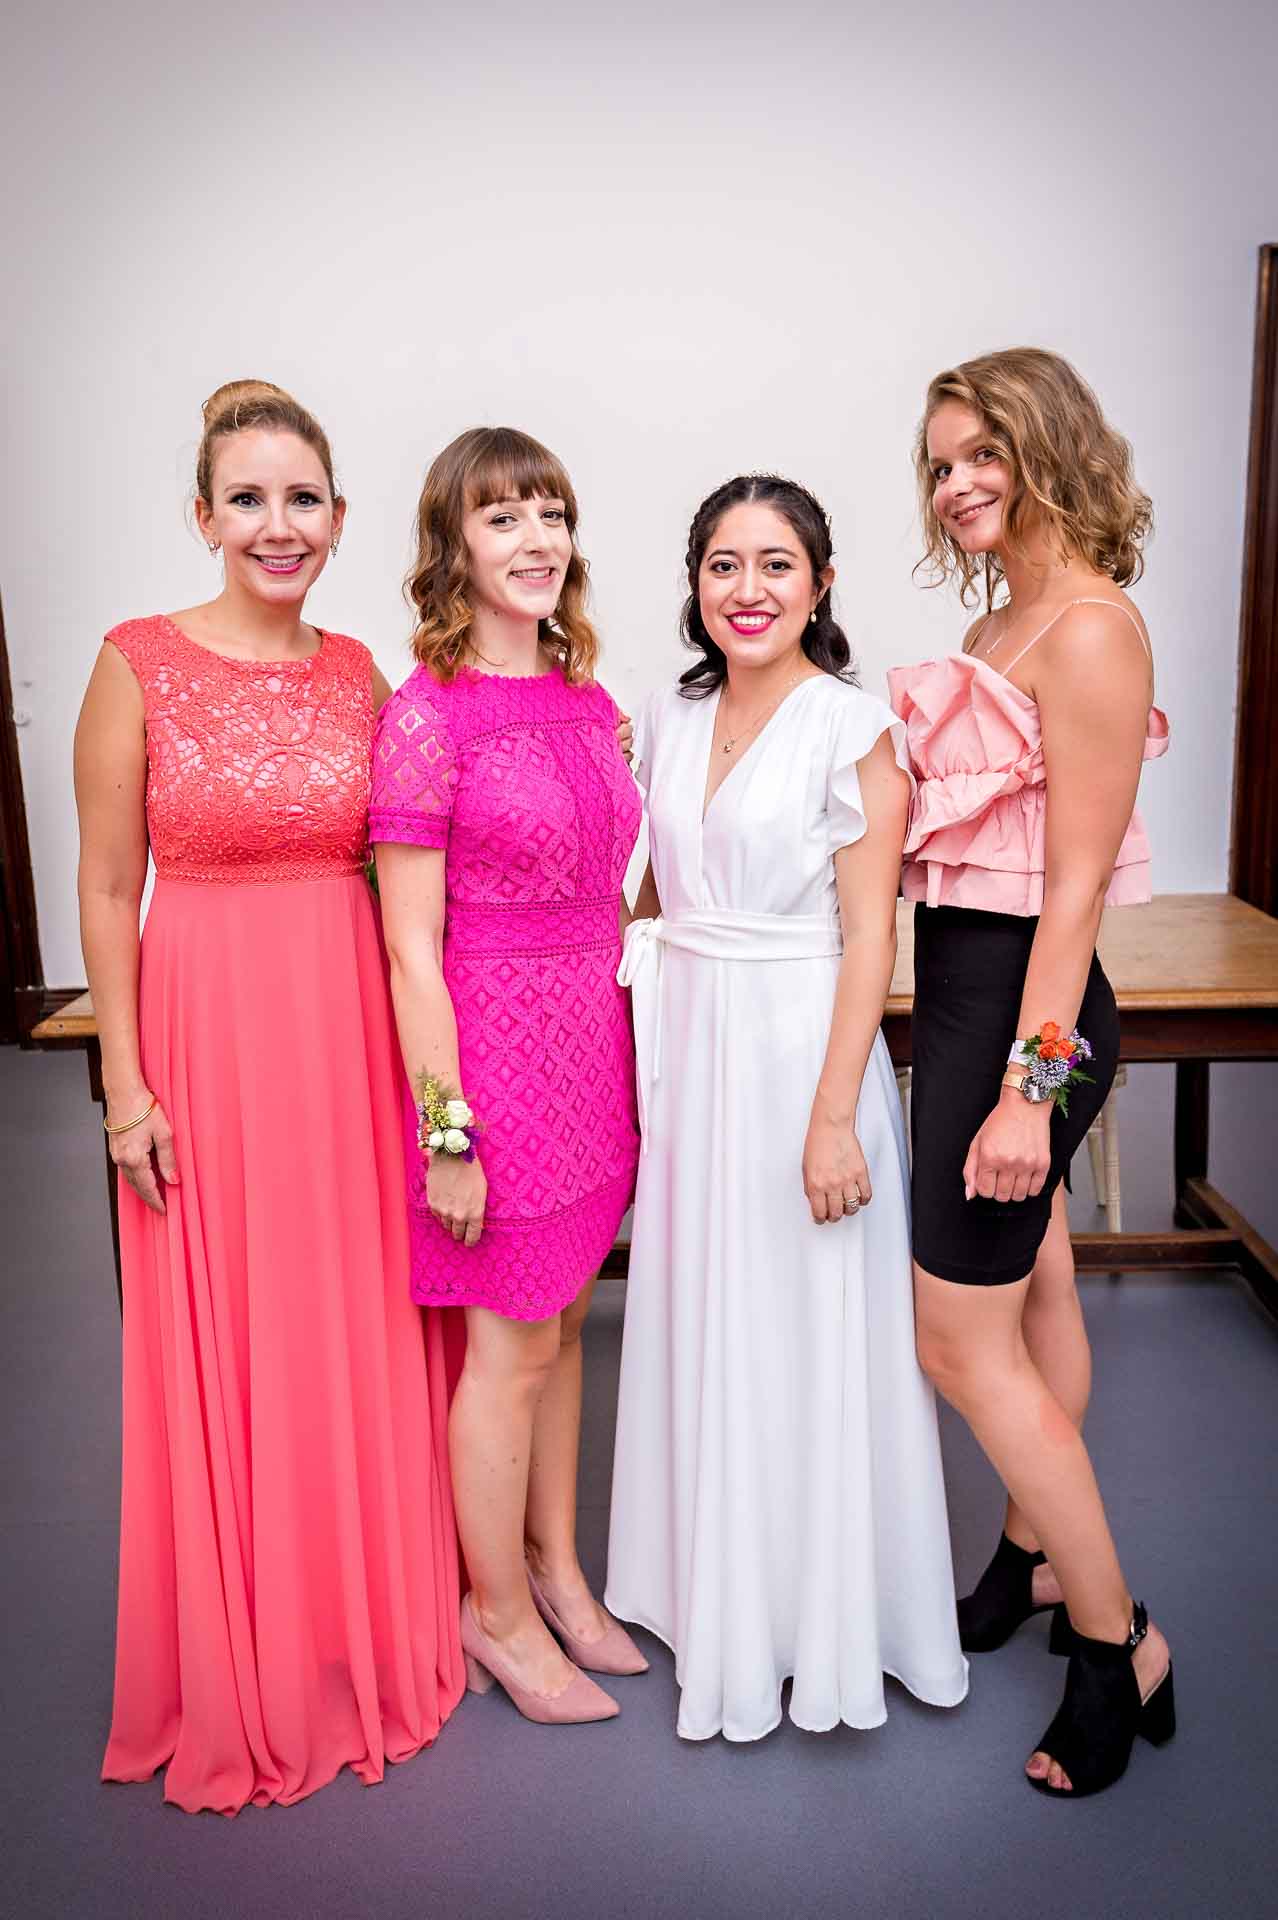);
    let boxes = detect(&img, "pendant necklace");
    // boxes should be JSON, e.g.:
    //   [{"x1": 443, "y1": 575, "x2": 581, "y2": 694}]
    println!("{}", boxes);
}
[{"x1": 720, "y1": 671, "x2": 805, "y2": 754}]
